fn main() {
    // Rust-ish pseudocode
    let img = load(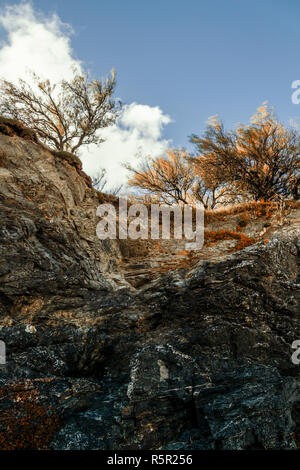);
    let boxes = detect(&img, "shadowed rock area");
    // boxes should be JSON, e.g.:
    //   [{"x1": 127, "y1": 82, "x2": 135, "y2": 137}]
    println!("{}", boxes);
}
[{"x1": 0, "y1": 126, "x2": 300, "y2": 450}]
